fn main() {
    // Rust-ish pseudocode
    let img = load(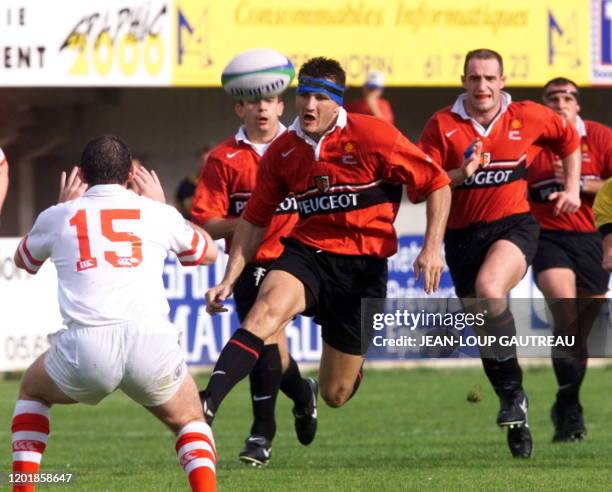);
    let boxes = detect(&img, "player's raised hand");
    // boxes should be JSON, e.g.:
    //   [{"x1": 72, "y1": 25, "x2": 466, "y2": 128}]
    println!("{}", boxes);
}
[
  {"x1": 462, "y1": 139, "x2": 483, "y2": 178},
  {"x1": 413, "y1": 247, "x2": 445, "y2": 294},
  {"x1": 205, "y1": 282, "x2": 233, "y2": 314},
  {"x1": 548, "y1": 189, "x2": 581, "y2": 216},
  {"x1": 134, "y1": 167, "x2": 166, "y2": 203},
  {"x1": 58, "y1": 166, "x2": 87, "y2": 203}
]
